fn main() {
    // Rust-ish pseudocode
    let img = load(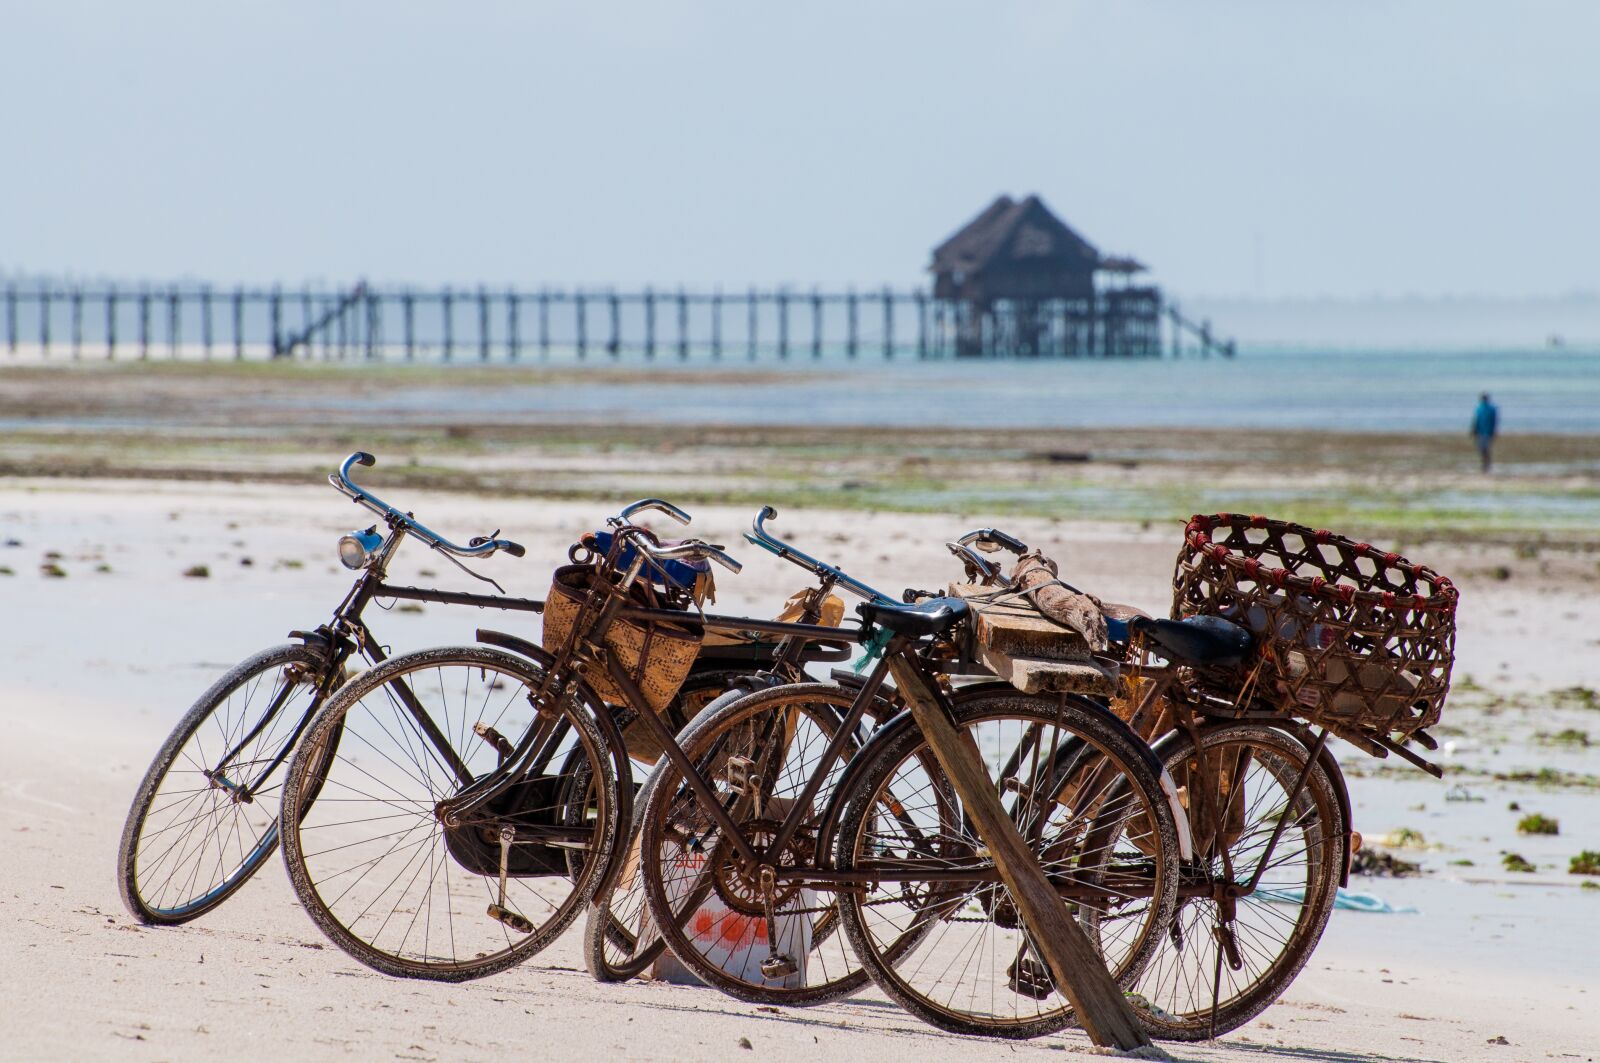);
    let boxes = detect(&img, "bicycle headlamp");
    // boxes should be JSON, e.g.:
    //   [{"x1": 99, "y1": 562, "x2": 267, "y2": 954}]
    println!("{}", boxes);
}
[{"x1": 337, "y1": 527, "x2": 384, "y2": 570}]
